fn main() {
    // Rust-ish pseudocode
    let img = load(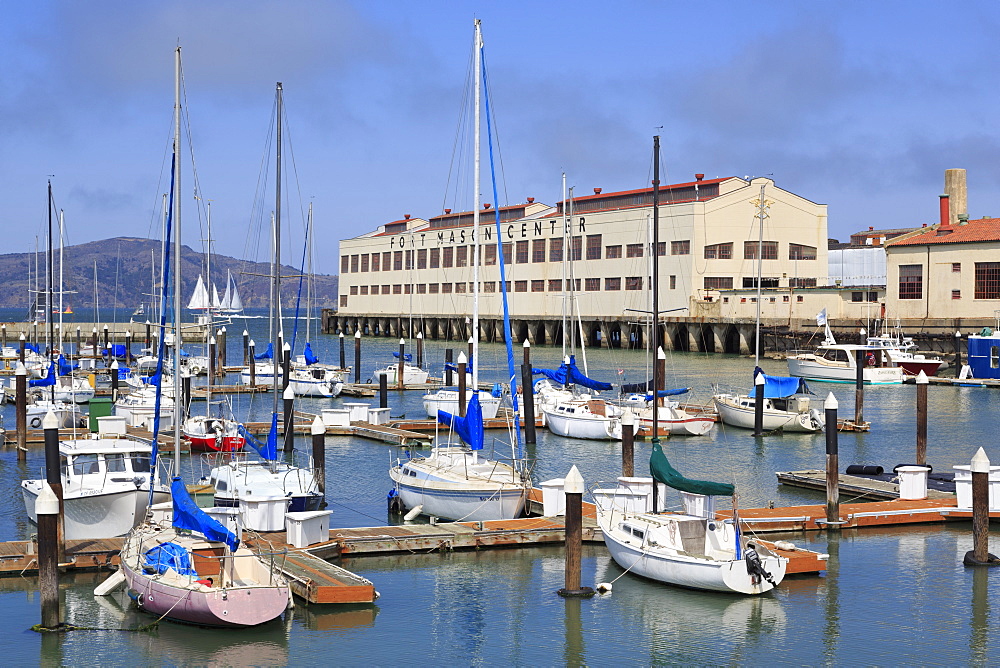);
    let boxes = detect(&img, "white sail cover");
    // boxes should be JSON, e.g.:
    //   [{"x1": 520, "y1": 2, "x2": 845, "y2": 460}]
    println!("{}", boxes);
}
[{"x1": 187, "y1": 274, "x2": 210, "y2": 310}]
